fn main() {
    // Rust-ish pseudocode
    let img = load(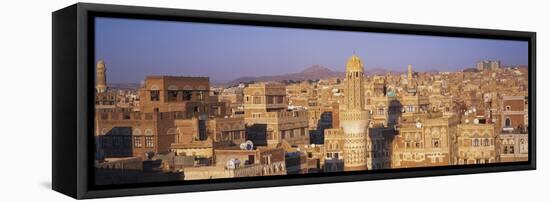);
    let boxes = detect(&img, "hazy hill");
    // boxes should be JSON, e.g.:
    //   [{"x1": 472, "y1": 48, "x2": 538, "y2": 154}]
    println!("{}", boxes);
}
[{"x1": 227, "y1": 65, "x2": 344, "y2": 85}]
